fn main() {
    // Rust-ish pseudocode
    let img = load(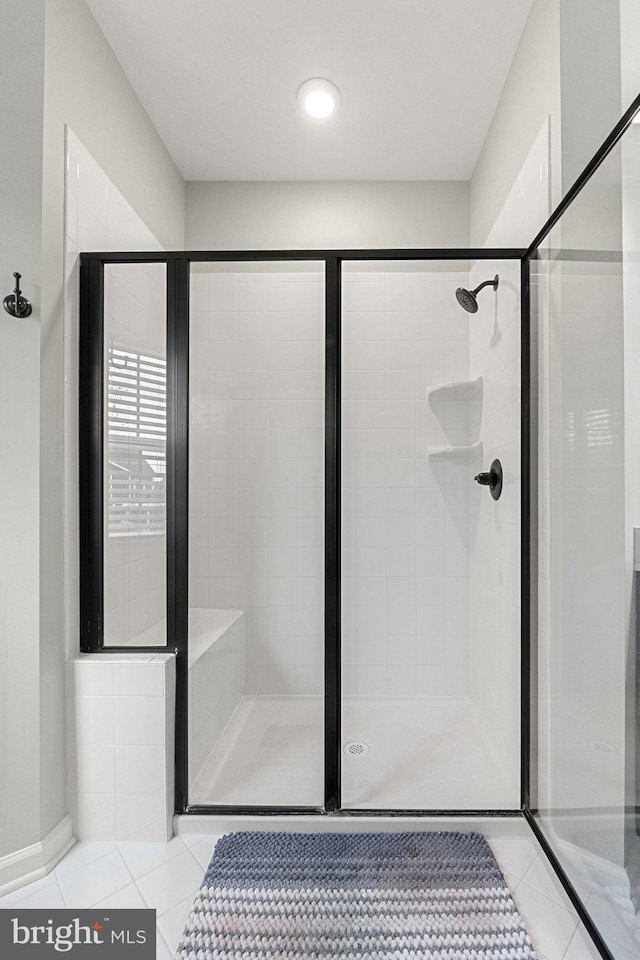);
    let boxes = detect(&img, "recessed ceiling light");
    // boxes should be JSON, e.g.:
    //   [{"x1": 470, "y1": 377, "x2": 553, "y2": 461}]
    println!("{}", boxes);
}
[{"x1": 297, "y1": 78, "x2": 341, "y2": 119}]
